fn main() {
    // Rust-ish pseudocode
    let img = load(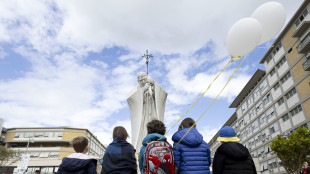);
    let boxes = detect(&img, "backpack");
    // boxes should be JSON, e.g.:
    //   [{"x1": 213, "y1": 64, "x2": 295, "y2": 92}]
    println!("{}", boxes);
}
[{"x1": 143, "y1": 141, "x2": 175, "y2": 174}]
